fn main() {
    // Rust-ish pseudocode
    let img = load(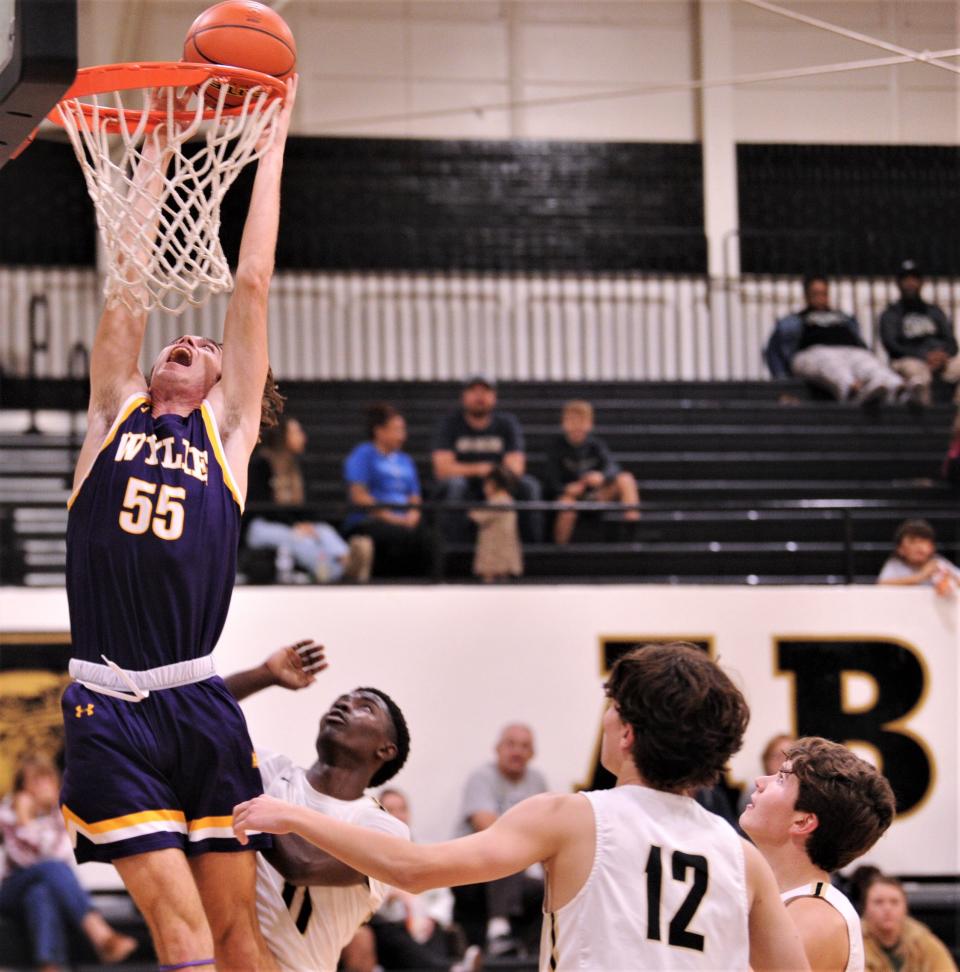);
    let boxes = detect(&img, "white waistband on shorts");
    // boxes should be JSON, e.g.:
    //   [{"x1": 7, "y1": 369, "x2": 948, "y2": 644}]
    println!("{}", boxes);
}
[{"x1": 68, "y1": 654, "x2": 217, "y2": 693}]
